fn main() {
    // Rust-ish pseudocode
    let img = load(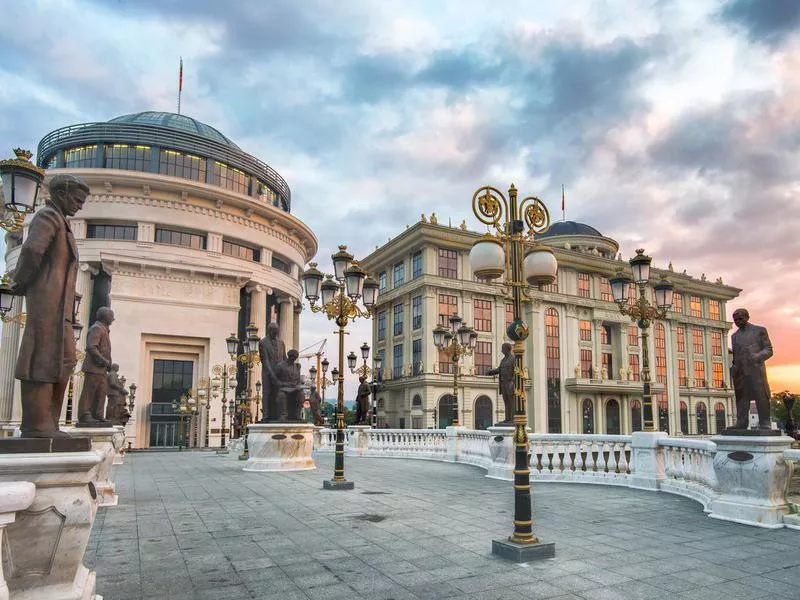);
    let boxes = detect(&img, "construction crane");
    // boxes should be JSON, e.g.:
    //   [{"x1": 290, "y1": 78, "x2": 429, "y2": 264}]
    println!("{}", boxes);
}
[{"x1": 298, "y1": 338, "x2": 327, "y2": 390}]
